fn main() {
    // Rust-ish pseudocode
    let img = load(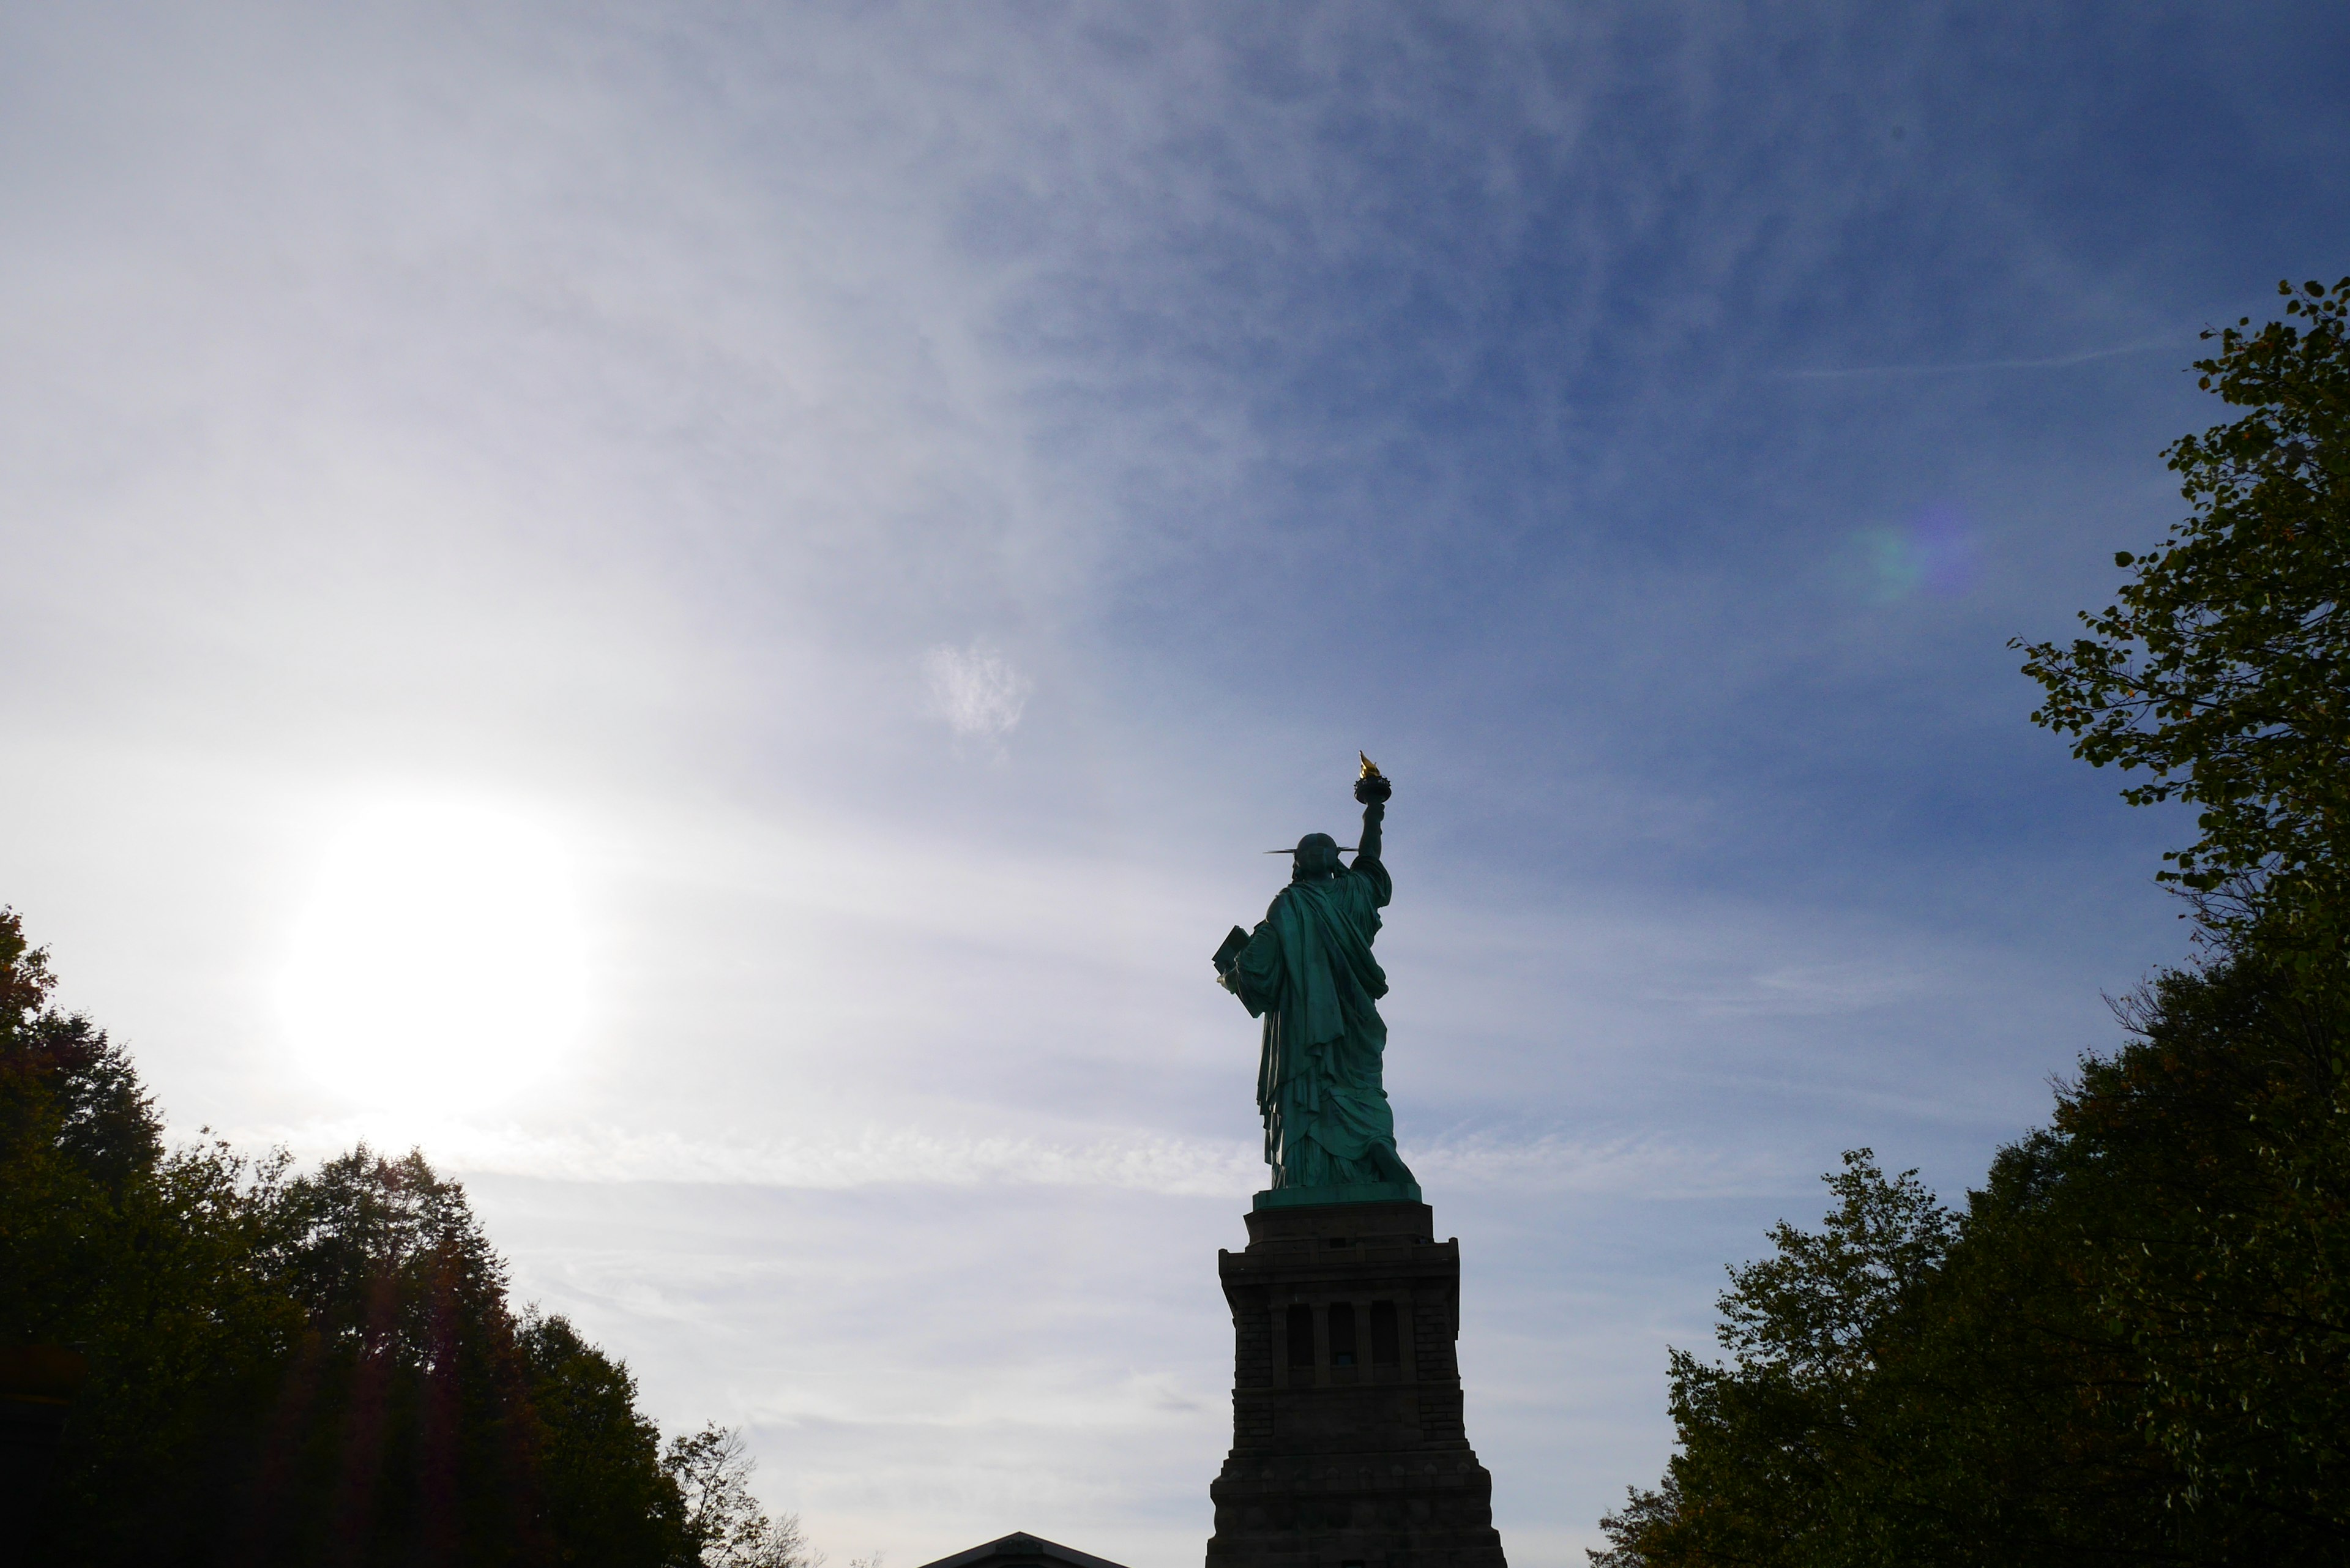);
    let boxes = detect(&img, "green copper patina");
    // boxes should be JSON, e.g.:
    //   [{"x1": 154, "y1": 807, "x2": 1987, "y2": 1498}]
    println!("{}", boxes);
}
[{"x1": 1215, "y1": 760, "x2": 1421, "y2": 1209}]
